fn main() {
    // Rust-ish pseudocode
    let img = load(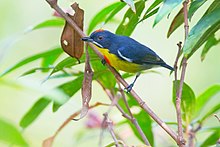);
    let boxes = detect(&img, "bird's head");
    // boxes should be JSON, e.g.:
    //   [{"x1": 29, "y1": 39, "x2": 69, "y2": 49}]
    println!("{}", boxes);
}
[{"x1": 82, "y1": 29, "x2": 114, "y2": 49}]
